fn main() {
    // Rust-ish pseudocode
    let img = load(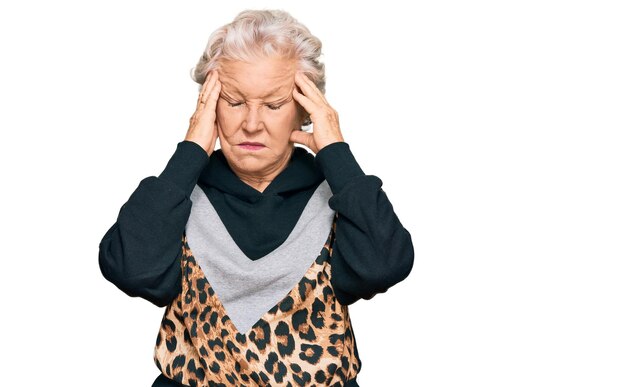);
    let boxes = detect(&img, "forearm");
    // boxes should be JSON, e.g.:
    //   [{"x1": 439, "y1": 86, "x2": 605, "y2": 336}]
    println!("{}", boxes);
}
[
  {"x1": 98, "y1": 140, "x2": 210, "y2": 306},
  {"x1": 315, "y1": 142, "x2": 415, "y2": 305}
]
